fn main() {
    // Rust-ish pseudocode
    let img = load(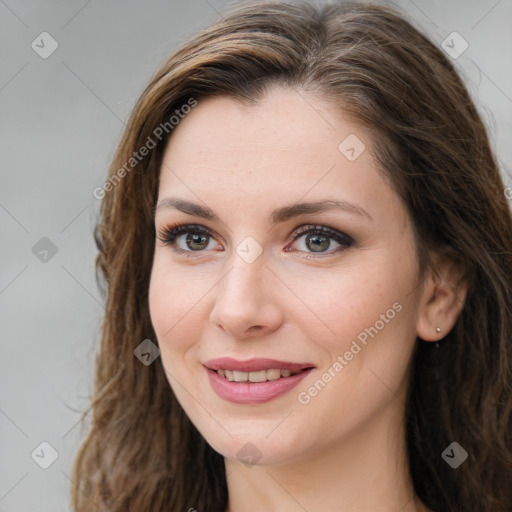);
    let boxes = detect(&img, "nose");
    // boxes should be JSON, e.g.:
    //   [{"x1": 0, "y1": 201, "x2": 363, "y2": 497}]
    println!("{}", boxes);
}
[{"x1": 209, "y1": 253, "x2": 283, "y2": 340}]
